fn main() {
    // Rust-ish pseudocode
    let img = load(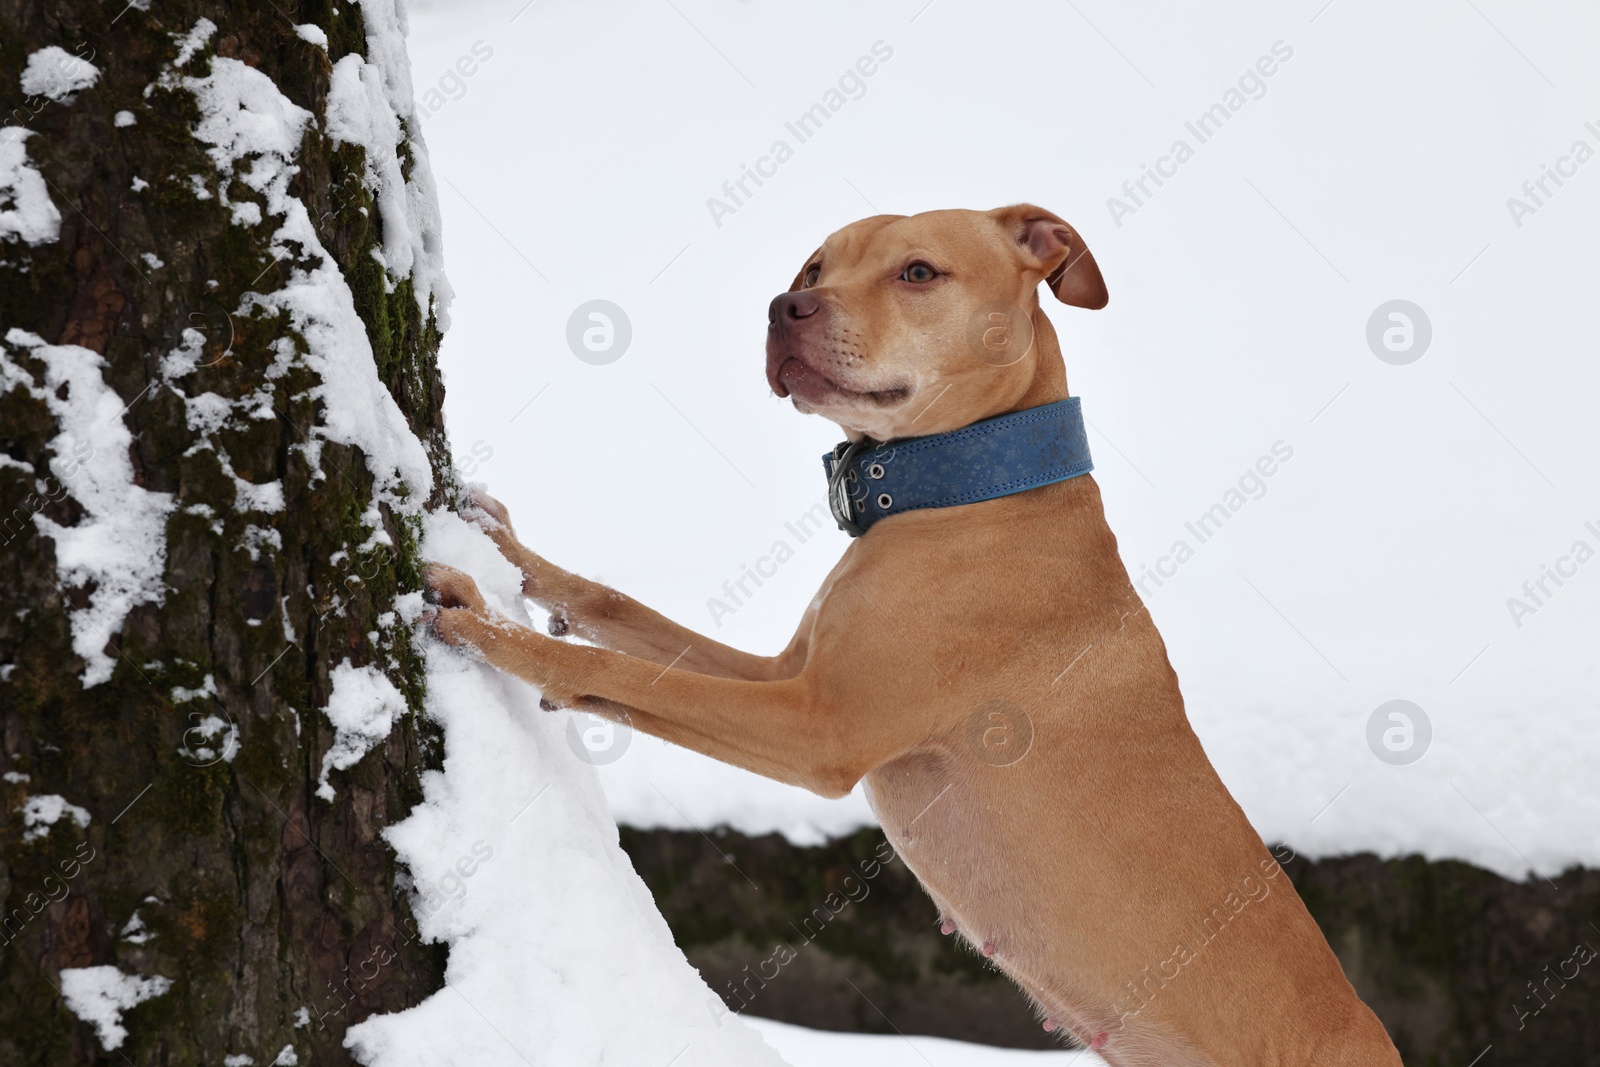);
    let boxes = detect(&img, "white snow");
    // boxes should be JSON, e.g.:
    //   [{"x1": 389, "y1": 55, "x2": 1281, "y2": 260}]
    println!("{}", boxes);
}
[
  {"x1": 19, "y1": 792, "x2": 91, "y2": 842},
  {"x1": 344, "y1": 510, "x2": 787, "y2": 1067},
  {"x1": 296, "y1": 24, "x2": 329, "y2": 51},
  {"x1": 327, "y1": 54, "x2": 421, "y2": 287},
  {"x1": 1, "y1": 330, "x2": 175, "y2": 687},
  {"x1": 19, "y1": 46, "x2": 100, "y2": 102},
  {"x1": 171, "y1": 674, "x2": 216, "y2": 703},
  {"x1": 59, "y1": 966, "x2": 173, "y2": 1051},
  {"x1": 172, "y1": 18, "x2": 216, "y2": 70},
  {"x1": 161, "y1": 327, "x2": 208, "y2": 379},
  {"x1": 405, "y1": 0, "x2": 1600, "y2": 881},
  {"x1": 0, "y1": 128, "x2": 62, "y2": 245},
  {"x1": 175, "y1": 386, "x2": 288, "y2": 518},
  {"x1": 182, "y1": 46, "x2": 434, "y2": 507},
  {"x1": 187, "y1": 57, "x2": 312, "y2": 175},
  {"x1": 170, "y1": 677, "x2": 237, "y2": 766},
  {"x1": 334, "y1": 0, "x2": 453, "y2": 328},
  {"x1": 749, "y1": 1018, "x2": 1103, "y2": 1065},
  {"x1": 179, "y1": 712, "x2": 238, "y2": 765},
  {"x1": 119, "y1": 909, "x2": 154, "y2": 944},
  {"x1": 114, "y1": 110, "x2": 136, "y2": 127},
  {"x1": 316, "y1": 659, "x2": 409, "y2": 800},
  {"x1": 233, "y1": 477, "x2": 285, "y2": 513},
  {"x1": 242, "y1": 524, "x2": 284, "y2": 560},
  {"x1": 181, "y1": 390, "x2": 233, "y2": 435}
]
